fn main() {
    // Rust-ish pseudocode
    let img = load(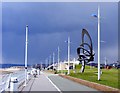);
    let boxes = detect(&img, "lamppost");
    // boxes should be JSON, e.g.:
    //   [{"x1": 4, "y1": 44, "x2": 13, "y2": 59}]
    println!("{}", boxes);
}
[
  {"x1": 45, "y1": 58, "x2": 48, "y2": 68},
  {"x1": 57, "y1": 46, "x2": 60, "y2": 72},
  {"x1": 24, "y1": 25, "x2": 28, "y2": 86},
  {"x1": 41, "y1": 62, "x2": 42, "y2": 70},
  {"x1": 49, "y1": 55, "x2": 51, "y2": 68},
  {"x1": 53, "y1": 52, "x2": 55, "y2": 70},
  {"x1": 65, "y1": 37, "x2": 71, "y2": 75},
  {"x1": 92, "y1": 6, "x2": 101, "y2": 80},
  {"x1": 104, "y1": 57, "x2": 107, "y2": 66}
]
